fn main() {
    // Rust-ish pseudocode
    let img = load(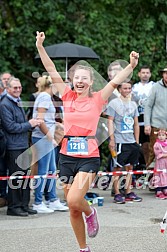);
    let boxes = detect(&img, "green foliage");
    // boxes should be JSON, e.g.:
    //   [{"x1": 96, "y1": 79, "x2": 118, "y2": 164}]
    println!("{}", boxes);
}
[
  {"x1": 0, "y1": 0, "x2": 166, "y2": 95},
  {"x1": 0, "y1": 0, "x2": 166, "y2": 165}
]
